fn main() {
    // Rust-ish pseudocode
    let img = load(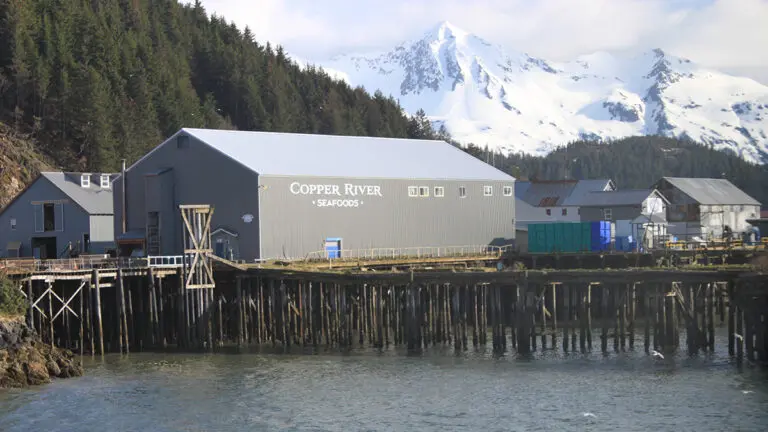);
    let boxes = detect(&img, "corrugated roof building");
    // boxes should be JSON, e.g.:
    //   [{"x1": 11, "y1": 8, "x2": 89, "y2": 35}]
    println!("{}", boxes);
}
[
  {"x1": 654, "y1": 177, "x2": 762, "y2": 239},
  {"x1": 41, "y1": 172, "x2": 116, "y2": 214},
  {"x1": 576, "y1": 189, "x2": 669, "y2": 246},
  {"x1": 114, "y1": 128, "x2": 517, "y2": 260},
  {"x1": 514, "y1": 179, "x2": 614, "y2": 224},
  {"x1": 577, "y1": 189, "x2": 667, "y2": 208},
  {"x1": 0, "y1": 172, "x2": 117, "y2": 258}
]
